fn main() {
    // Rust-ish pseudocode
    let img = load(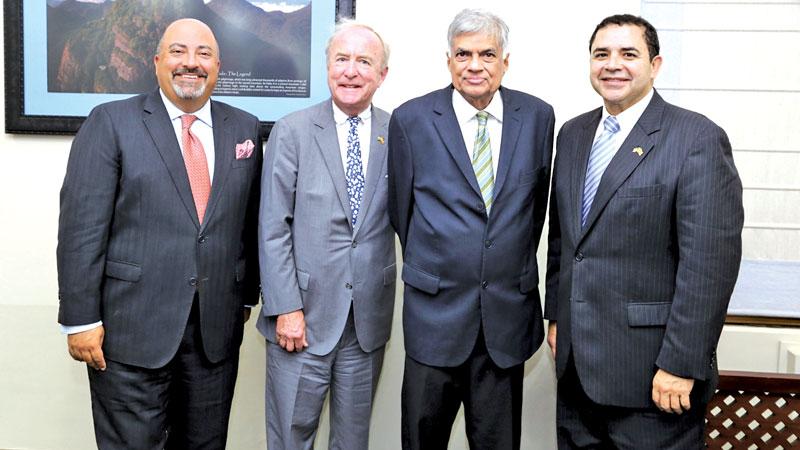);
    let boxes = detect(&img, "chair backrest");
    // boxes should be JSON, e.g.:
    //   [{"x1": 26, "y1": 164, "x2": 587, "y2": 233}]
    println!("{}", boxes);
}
[{"x1": 706, "y1": 370, "x2": 800, "y2": 449}]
